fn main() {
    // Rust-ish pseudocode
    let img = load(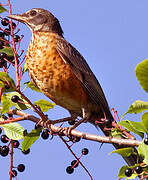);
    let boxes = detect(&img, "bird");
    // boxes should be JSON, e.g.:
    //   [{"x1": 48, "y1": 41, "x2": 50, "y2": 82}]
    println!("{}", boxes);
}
[{"x1": 8, "y1": 8, "x2": 138, "y2": 166}]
